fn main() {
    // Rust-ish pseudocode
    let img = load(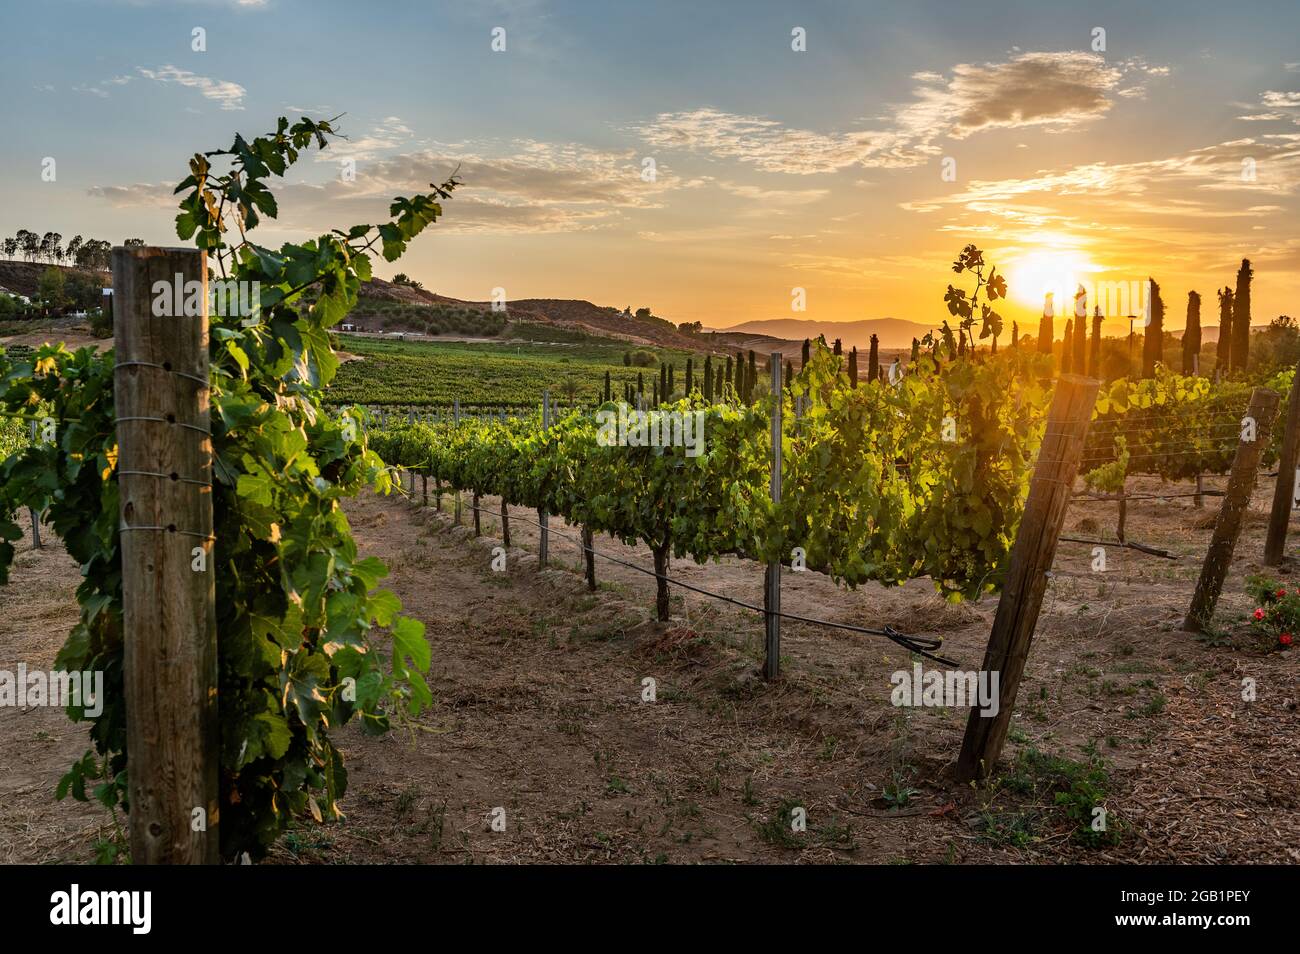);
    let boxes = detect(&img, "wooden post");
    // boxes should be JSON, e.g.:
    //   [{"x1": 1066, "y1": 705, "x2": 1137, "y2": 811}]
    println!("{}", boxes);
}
[
  {"x1": 421, "y1": 473, "x2": 428, "y2": 507},
  {"x1": 538, "y1": 390, "x2": 550, "y2": 567},
  {"x1": 112, "y1": 246, "x2": 218, "y2": 863},
  {"x1": 582, "y1": 525, "x2": 596, "y2": 590},
  {"x1": 1185, "y1": 387, "x2": 1281, "y2": 630},
  {"x1": 1195, "y1": 473, "x2": 1205, "y2": 509},
  {"x1": 1264, "y1": 361, "x2": 1300, "y2": 565},
  {"x1": 501, "y1": 498, "x2": 511, "y2": 547},
  {"x1": 957, "y1": 374, "x2": 1099, "y2": 782},
  {"x1": 1116, "y1": 486, "x2": 1127, "y2": 543},
  {"x1": 473, "y1": 491, "x2": 481, "y2": 536},
  {"x1": 764, "y1": 353, "x2": 782, "y2": 681},
  {"x1": 27, "y1": 419, "x2": 41, "y2": 549}
]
